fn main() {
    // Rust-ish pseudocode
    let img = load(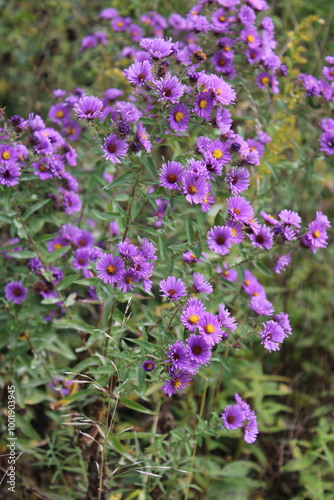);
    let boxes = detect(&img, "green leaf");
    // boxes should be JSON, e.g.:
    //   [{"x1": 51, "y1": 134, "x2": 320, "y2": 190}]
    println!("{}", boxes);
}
[
  {"x1": 103, "y1": 171, "x2": 137, "y2": 191},
  {"x1": 166, "y1": 256, "x2": 174, "y2": 275},
  {"x1": 120, "y1": 398, "x2": 157, "y2": 415},
  {"x1": 9, "y1": 250, "x2": 36, "y2": 259},
  {"x1": 186, "y1": 218, "x2": 195, "y2": 243},
  {"x1": 158, "y1": 237, "x2": 168, "y2": 260},
  {"x1": 57, "y1": 274, "x2": 81, "y2": 291},
  {"x1": 142, "y1": 155, "x2": 157, "y2": 181},
  {"x1": 53, "y1": 318, "x2": 95, "y2": 334},
  {"x1": 91, "y1": 209, "x2": 121, "y2": 221},
  {"x1": 22, "y1": 199, "x2": 50, "y2": 220},
  {"x1": 253, "y1": 260, "x2": 272, "y2": 278},
  {"x1": 214, "y1": 210, "x2": 223, "y2": 226},
  {"x1": 45, "y1": 246, "x2": 71, "y2": 262}
]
